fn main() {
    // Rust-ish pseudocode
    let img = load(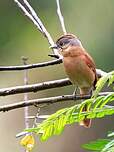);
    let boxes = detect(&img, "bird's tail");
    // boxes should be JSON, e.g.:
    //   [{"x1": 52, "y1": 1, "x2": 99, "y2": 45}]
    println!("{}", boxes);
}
[{"x1": 79, "y1": 88, "x2": 91, "y2": 128}]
